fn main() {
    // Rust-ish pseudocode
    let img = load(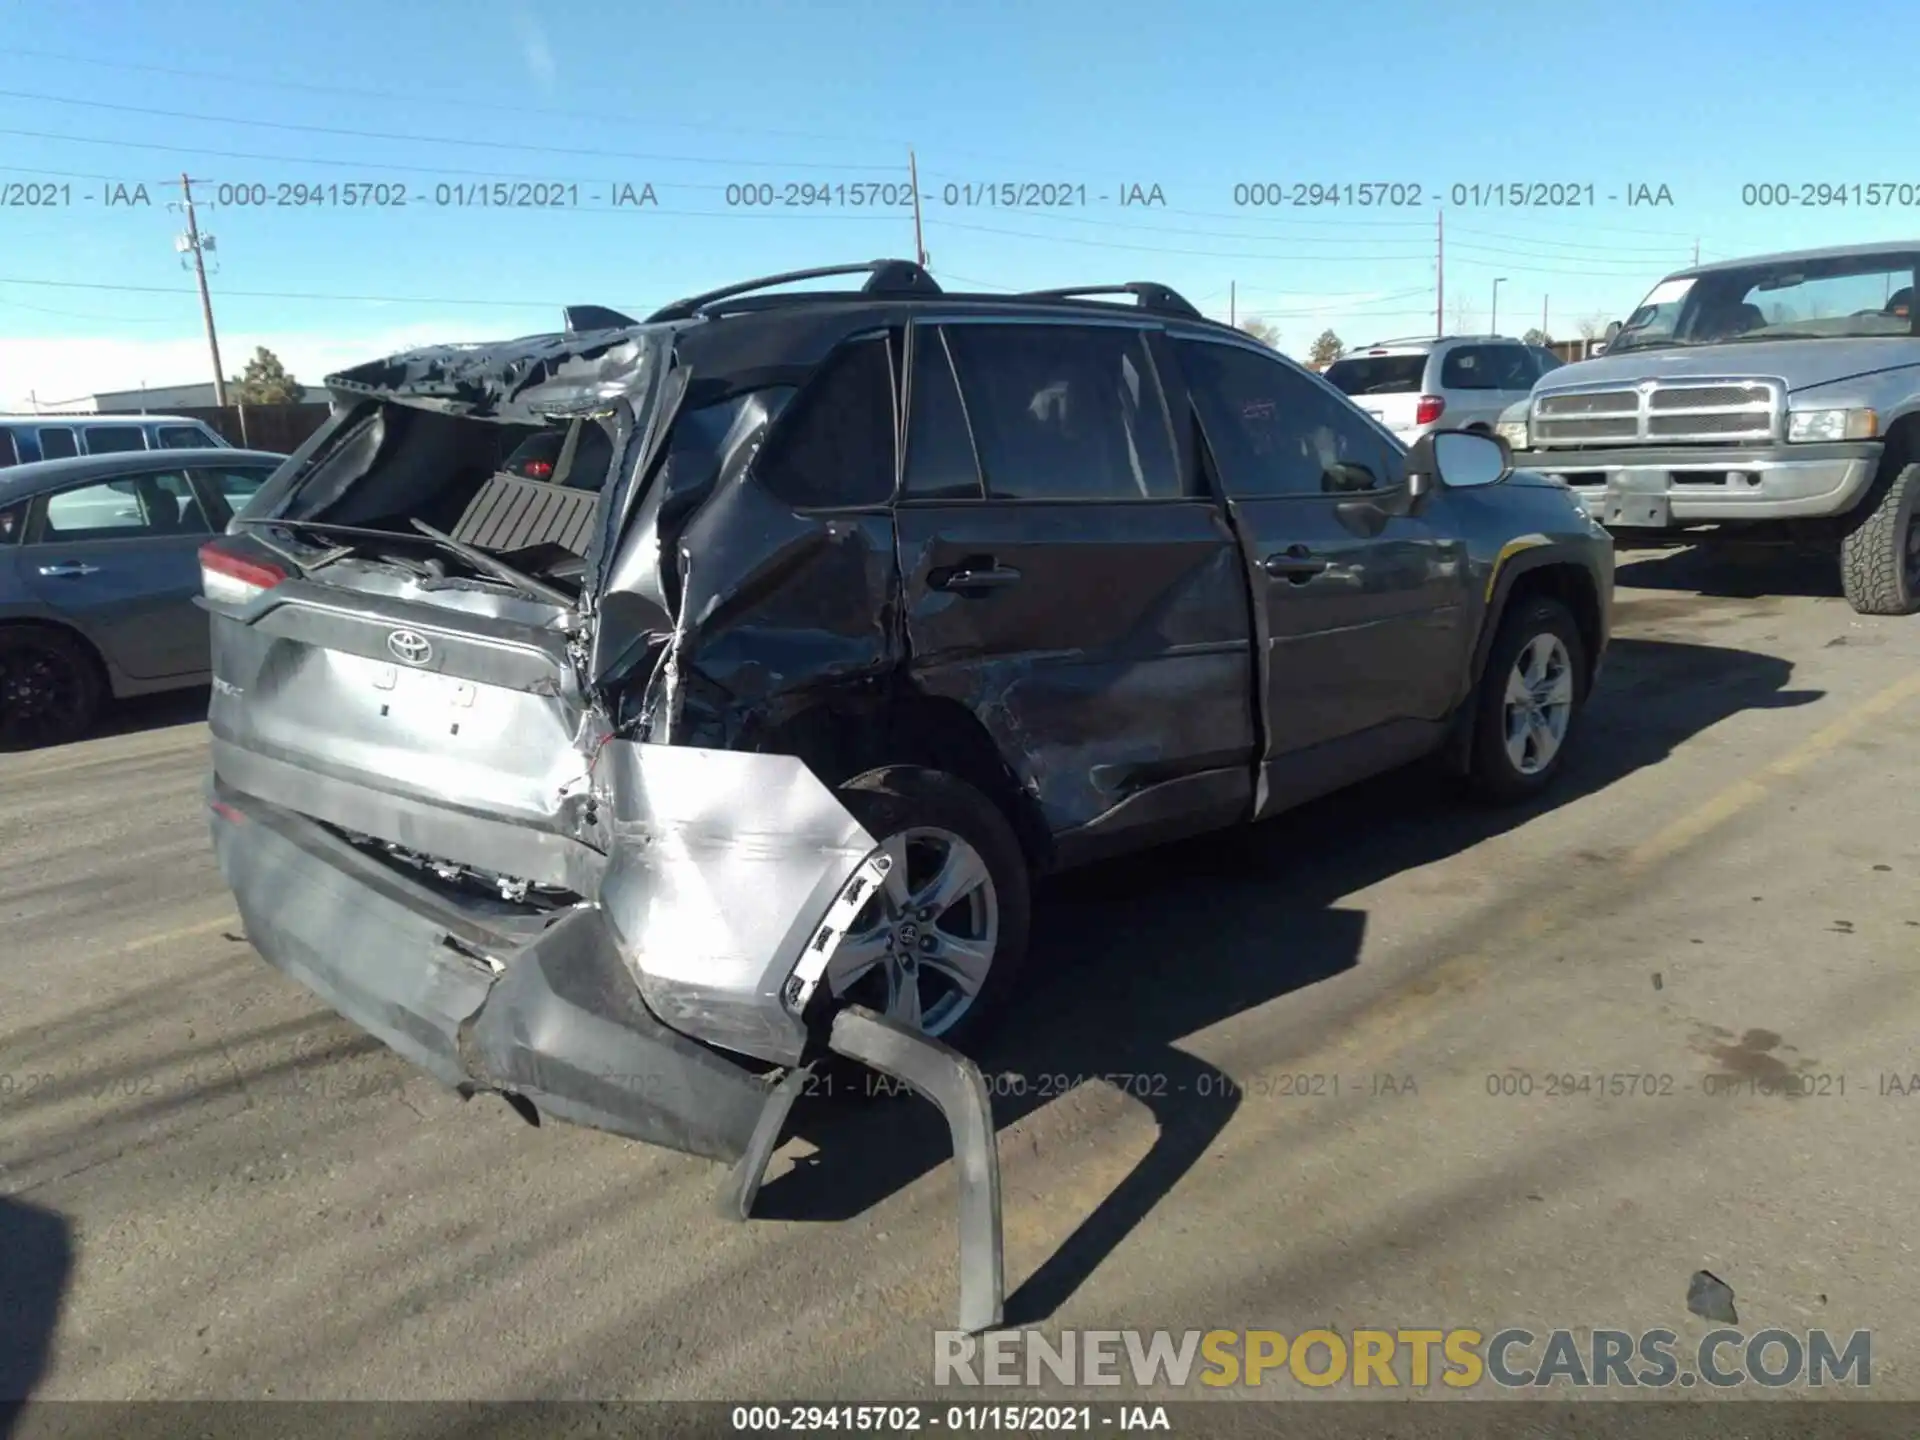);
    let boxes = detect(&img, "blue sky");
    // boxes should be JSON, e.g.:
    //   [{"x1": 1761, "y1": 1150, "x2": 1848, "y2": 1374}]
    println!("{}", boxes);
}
[{"x1": 3, "y1": 0, "x2": 1919, "y2": 406}]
